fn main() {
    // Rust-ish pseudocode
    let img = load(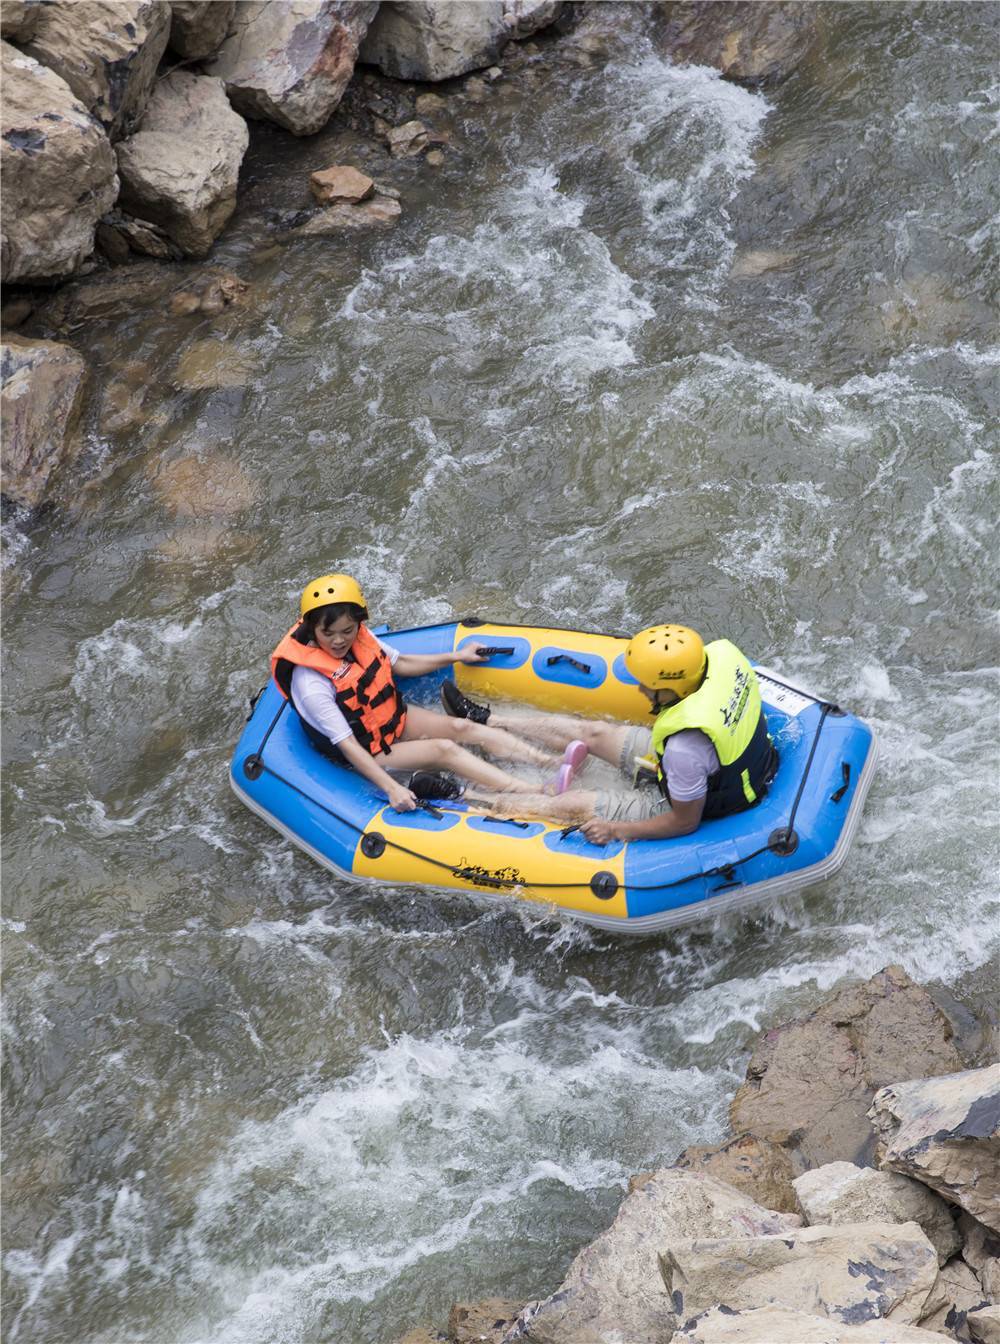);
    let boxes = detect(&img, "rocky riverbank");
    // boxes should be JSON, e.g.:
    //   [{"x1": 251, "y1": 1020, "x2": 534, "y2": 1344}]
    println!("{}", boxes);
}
[
  {"x1": 1, "y1": 0, "x2": 821, "y2": 515},
  {"x1": 395, "y1": 967, "x2": 1000, "y2": 1344}
]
